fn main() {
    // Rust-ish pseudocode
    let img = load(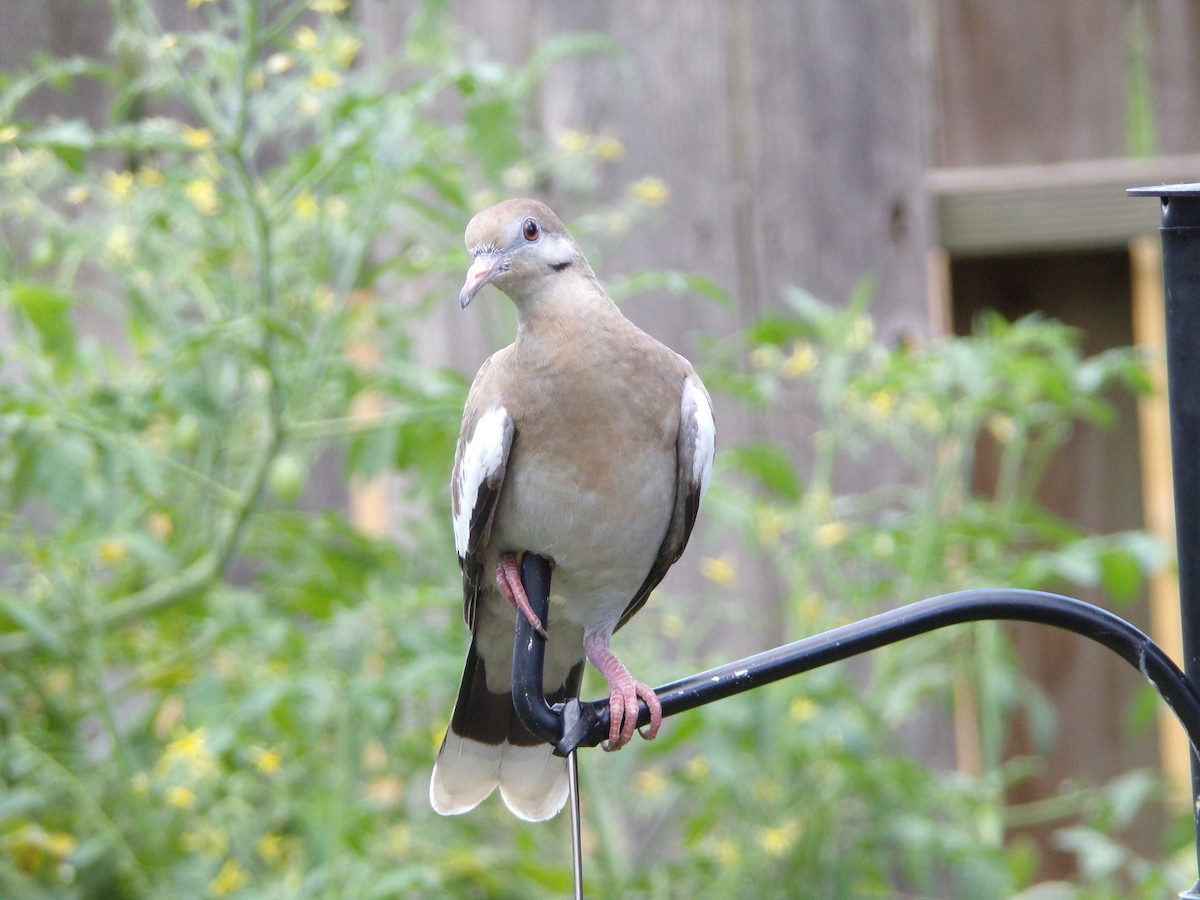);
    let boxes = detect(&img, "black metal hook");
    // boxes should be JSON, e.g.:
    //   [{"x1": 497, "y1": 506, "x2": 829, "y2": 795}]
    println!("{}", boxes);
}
[{"x1": 512, "y1": 560, "x2": 1200, "y2": 767}]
